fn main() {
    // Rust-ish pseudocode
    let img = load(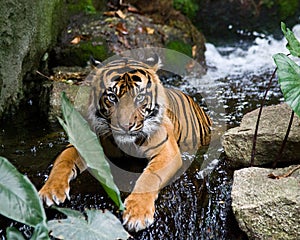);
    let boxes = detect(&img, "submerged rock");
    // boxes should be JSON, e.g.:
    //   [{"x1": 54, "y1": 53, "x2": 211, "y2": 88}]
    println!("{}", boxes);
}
[
  {"x1": 222, "y1": 103, "x2": 300, "y2": 168},
  {"x1": 231, "y1": 166, "x2": 300, "y2": 240}
]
